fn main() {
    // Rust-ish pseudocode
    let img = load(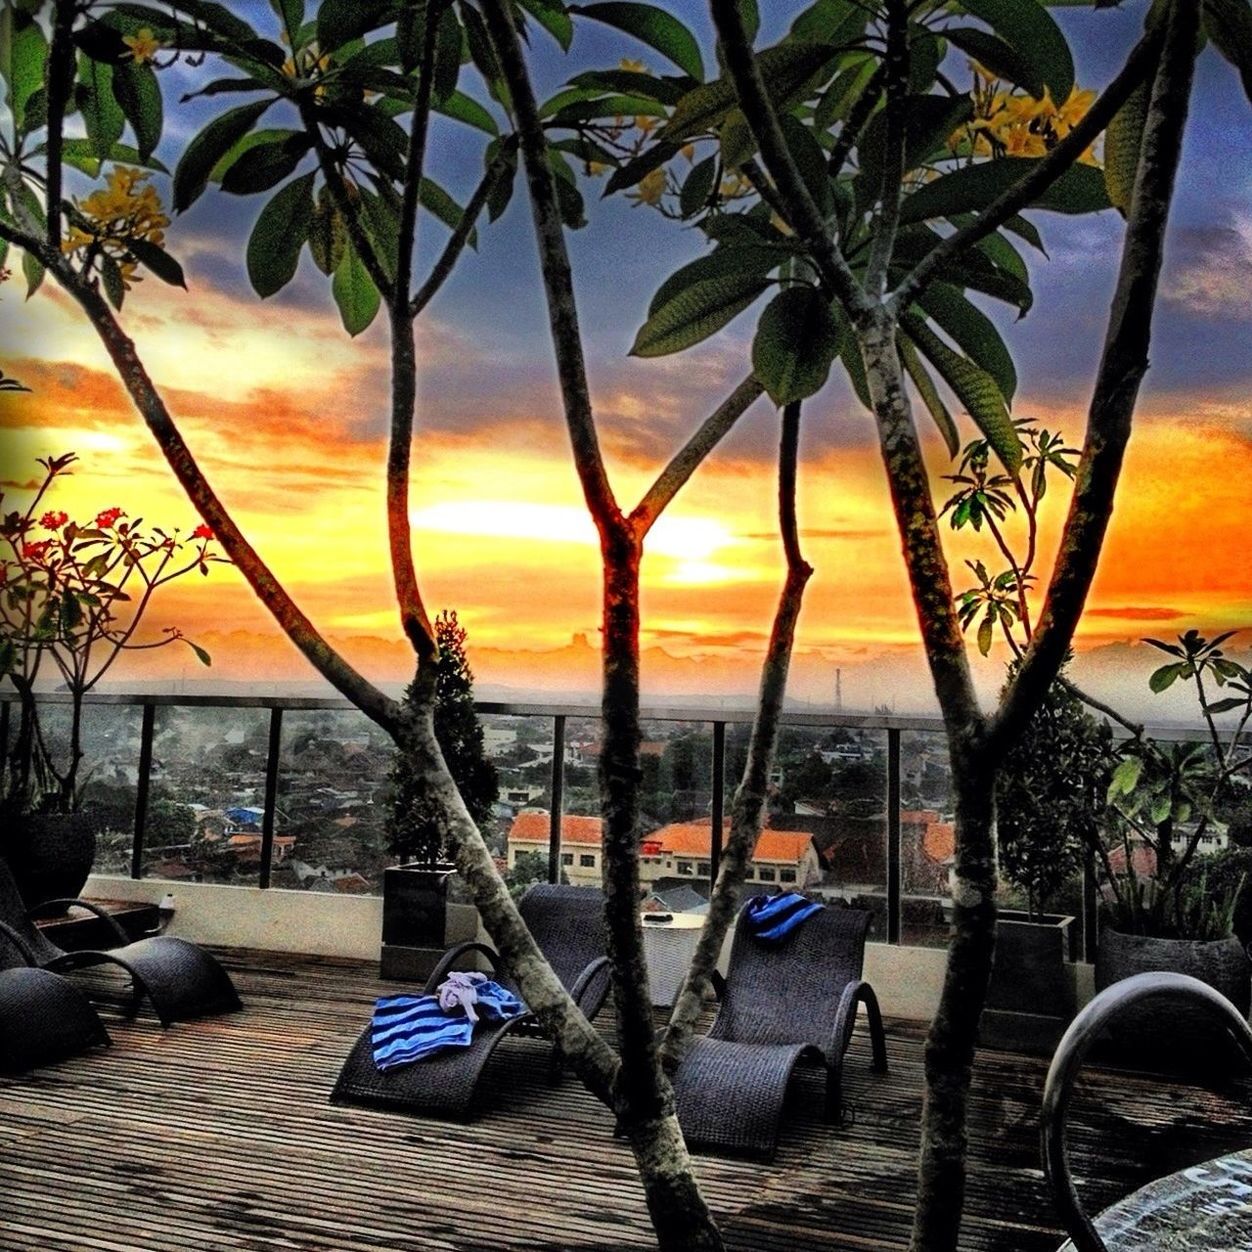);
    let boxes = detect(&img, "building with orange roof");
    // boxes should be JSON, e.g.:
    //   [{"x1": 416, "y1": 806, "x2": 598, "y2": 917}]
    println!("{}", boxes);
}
[{"x1": 506, "y1": 812, "x2": 821, "y2": 889}]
